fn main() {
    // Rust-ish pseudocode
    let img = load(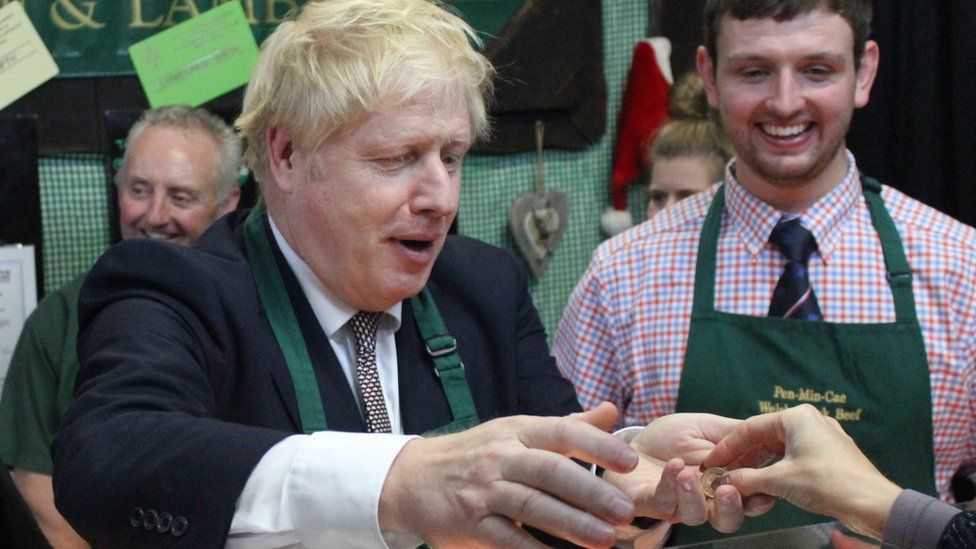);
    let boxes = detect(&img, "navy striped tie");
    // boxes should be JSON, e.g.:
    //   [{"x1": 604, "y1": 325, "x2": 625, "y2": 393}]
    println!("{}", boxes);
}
[{"x1": 768, "y1": 218, "x2": 823, "y2": 321}]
